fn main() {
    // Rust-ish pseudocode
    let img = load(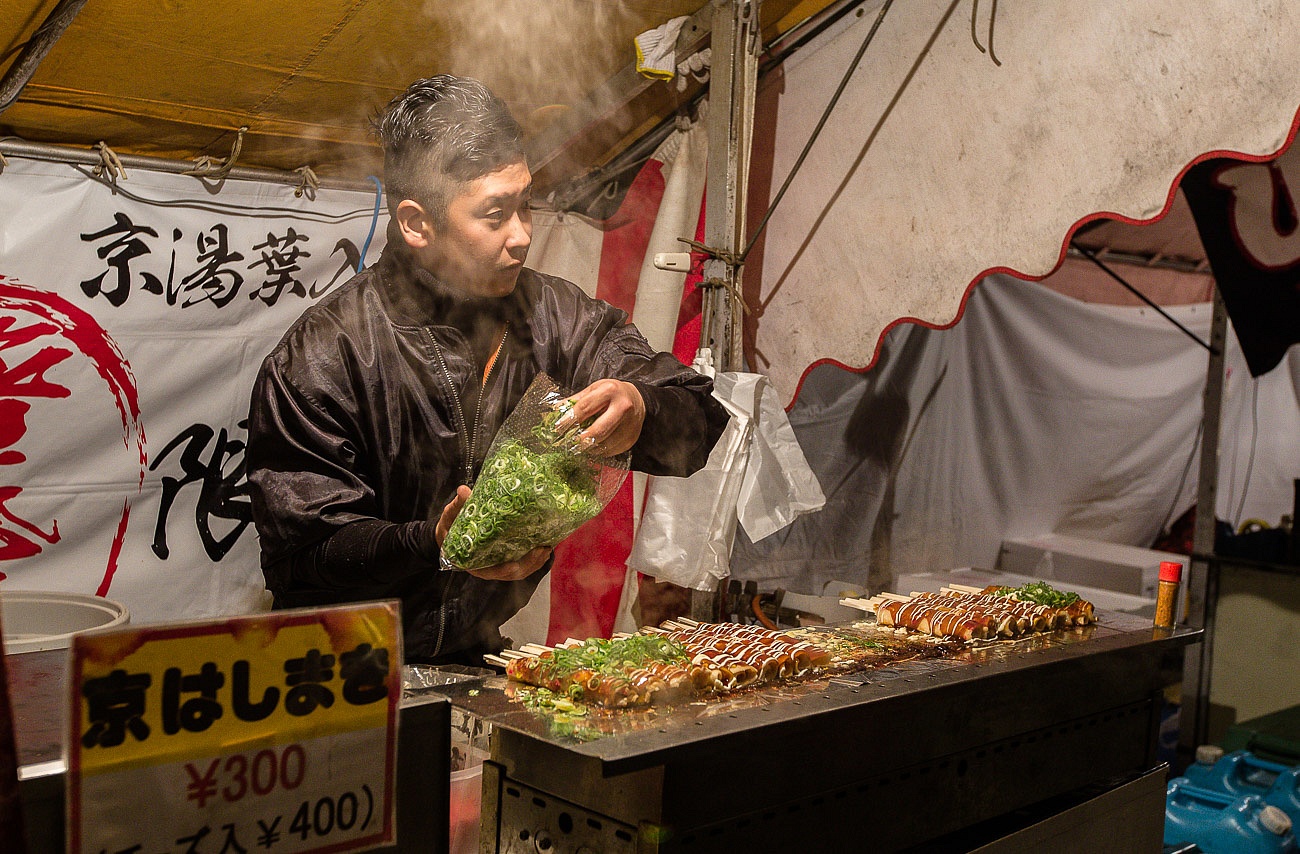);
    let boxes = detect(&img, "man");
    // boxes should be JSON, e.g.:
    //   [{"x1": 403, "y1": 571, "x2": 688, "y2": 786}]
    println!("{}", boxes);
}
[{"x1": 246, "y1": 75, "x2": 728, "y2": 665}]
